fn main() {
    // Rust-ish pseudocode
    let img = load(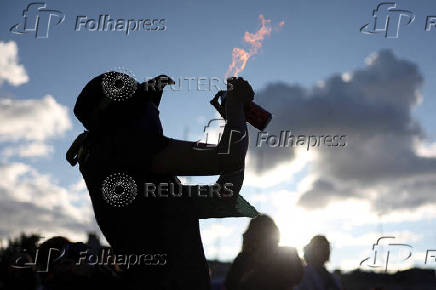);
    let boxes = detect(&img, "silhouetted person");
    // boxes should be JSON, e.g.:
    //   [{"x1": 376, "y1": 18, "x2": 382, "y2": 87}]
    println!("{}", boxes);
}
[
  {"x1": 3, "y1": 252, "x2": 37, "y2": 290},
  {"x1": 225, "y1": 214, "x2": 303, "y2": 290},
  {"x1": 296, "y1": 235, "x2": 342, "y2": 290},
  {"x1": 36, "y1": 236, "x2": 70, "y2": 288},
  {"x1": 36, "y1": 236, "x2": 121, "y2": 290},
  {"x1": 67, "y1": 72, "x2": 258, "y2": 289},
  {"x1": 0, "y1": 234, "x2": 41, "y2": 290}
]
